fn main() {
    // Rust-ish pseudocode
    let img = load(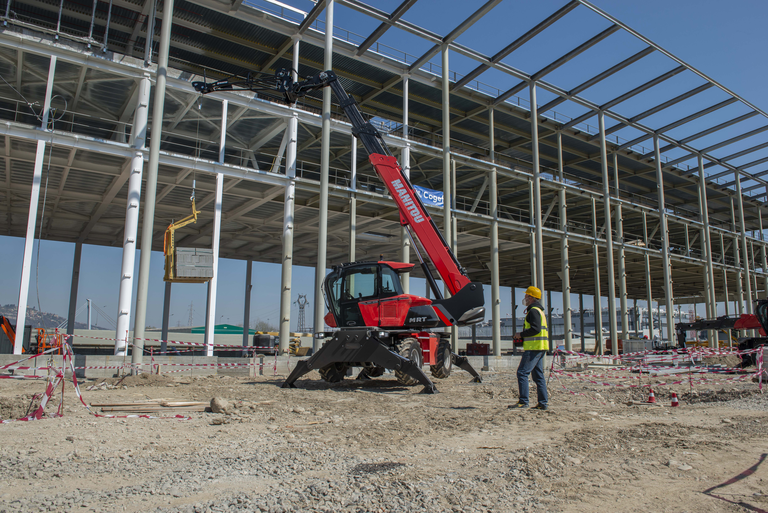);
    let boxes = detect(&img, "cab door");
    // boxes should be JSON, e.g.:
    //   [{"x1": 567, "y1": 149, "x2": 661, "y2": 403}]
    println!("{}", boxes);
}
[{"x1": 338, "y1": 265, "x2": 378, "y2": 327}]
